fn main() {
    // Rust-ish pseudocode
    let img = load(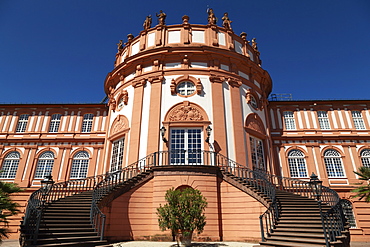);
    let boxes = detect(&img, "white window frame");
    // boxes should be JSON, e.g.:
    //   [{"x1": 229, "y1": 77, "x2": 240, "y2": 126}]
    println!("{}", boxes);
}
[
  {"x1": 177, "y1": 81, "x2": 196, "y2": 96},
  {"x1": 250, "y1": 95, "x2": 258, "y2": 109},
  {"x1": 250, "y1": 136, "x2": 265, "y2": 170},
  {"x1": 48, "y1": 114, "x2": 62, "y2": 133},
  {"x1": 70, "y1": 151, "x2": 89, "y2": 179},
  {"x1": 110, "y1": 138, "x2": 124, "y2": 172},
  {"x1": 0, "y1": 152, "x2": 20, "y2": 179},
  {"x1": 352, "y1": 111, "x2": 365, "y2": 130},
  {"x1": 16, "y1": 114, "x2": 29, "y2": 133},
  {"x1": 81, "y1": 114, "x2": 94, "y2": 133},
  {"x1": 360, "y1": 149, "x2": 370, "y2": 167},
  {"x1": 287, "y1": 150, "x2": 308, "y2": 178},
  {"x1": 170, "y1": 128, "x2": 203, "y2": 165},
  {"x1": 34, "y1": 151, "x2": 54, "y2": 179},
  {"x1": 324, "y1": 149, "x2": 345, "y2": 178},
  {"x1": 318, "y1": 111, "x2": 330, "y2": 130},
  {"x1": 283, "y1": 111, "x2": 296, "y2": 130}
]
